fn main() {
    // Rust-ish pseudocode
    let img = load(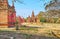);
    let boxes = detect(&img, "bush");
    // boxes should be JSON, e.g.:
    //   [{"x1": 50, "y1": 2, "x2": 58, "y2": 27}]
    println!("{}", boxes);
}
[
  {"x1": 40, "y1": 17, "x2": 46, "y2": 22},
  {"x1": 53, "y1": 18, "x2": 58, "y2": 23}
]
